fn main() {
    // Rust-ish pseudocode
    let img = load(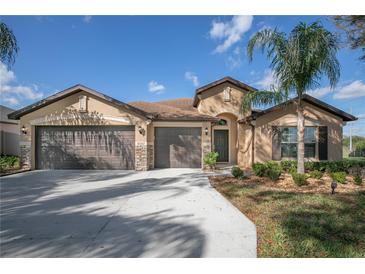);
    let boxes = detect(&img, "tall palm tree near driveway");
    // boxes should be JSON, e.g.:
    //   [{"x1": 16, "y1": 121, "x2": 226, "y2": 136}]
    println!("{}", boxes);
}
[
  {"x1": 242, "y1": 22, "x2": 340, "y2": 174},
  {"x1": 0, "y1": 21, "x2": 19, "y2": 67}
]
